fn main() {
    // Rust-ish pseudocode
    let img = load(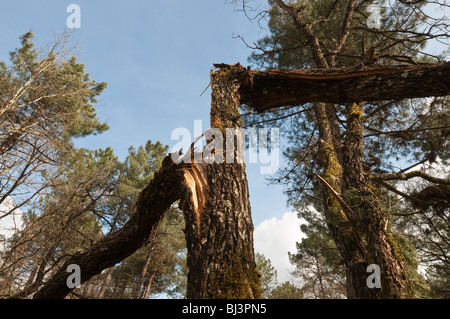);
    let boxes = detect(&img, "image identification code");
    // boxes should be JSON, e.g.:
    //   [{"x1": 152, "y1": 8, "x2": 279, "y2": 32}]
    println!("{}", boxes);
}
[{"x1": 181, "y1": 303, "x2": 267, "y2": 316}]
